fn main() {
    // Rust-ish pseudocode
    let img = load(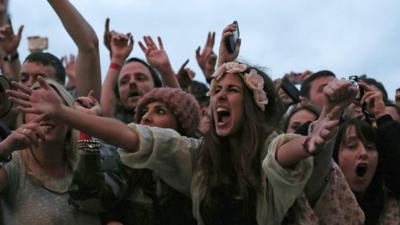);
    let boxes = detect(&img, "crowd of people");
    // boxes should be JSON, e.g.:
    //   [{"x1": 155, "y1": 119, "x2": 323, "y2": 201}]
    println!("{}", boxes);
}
[{"x1": 0, "y1": 0, "x2": 399, "y2": 225}]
